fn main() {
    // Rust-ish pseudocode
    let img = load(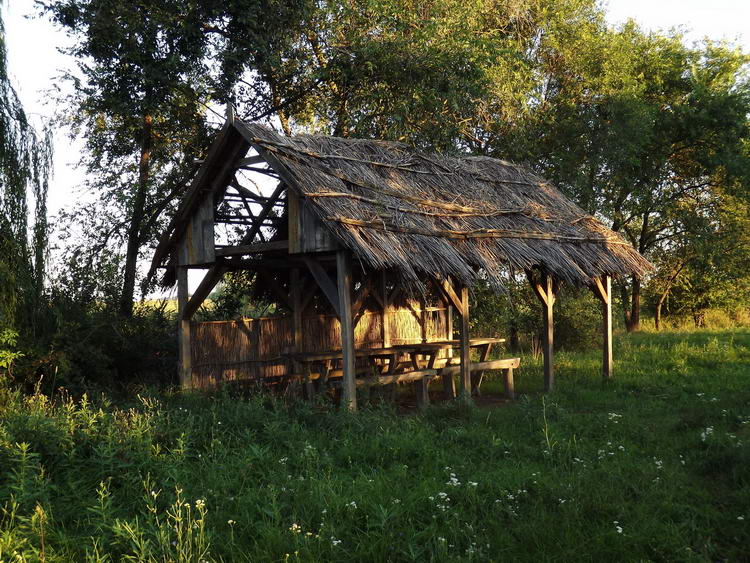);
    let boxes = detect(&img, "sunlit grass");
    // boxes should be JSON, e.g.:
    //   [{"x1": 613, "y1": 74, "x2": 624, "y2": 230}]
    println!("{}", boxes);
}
[{"x1": 0, "y1": 329, "x2": 748, "y2": 561}]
